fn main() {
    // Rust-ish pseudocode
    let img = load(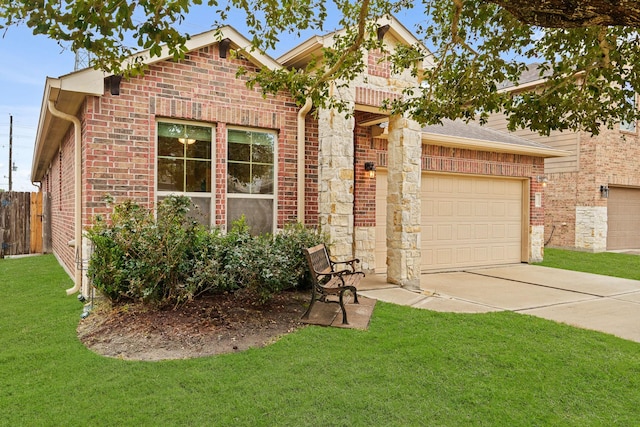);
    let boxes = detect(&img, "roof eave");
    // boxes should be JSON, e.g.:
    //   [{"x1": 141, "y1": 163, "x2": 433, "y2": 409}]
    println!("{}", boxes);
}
[
  {"x1": 278, "y1": 15, "x2": 427, "y2": 69},
  {"x1": 277, "y1": 35, "x2": 326, "y2": 67},
  {"x1": 422, "y1": 132, "x2": 571, "y2": 158},
  {"x1": 31, "y1": 77, "x2": 94, "y2": 183}
]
